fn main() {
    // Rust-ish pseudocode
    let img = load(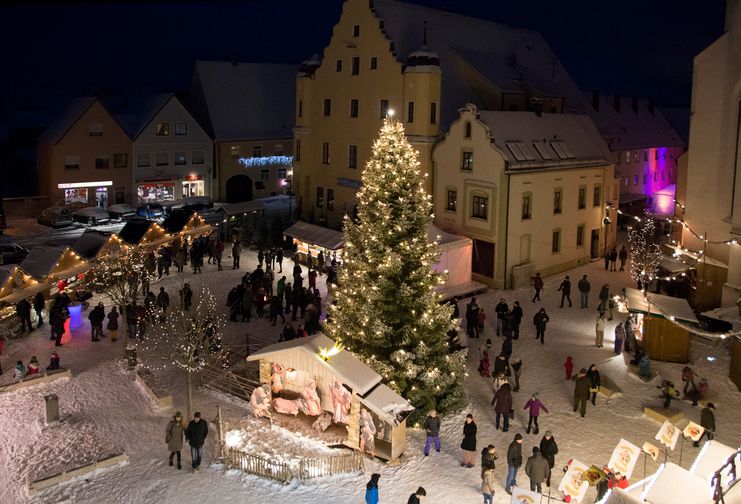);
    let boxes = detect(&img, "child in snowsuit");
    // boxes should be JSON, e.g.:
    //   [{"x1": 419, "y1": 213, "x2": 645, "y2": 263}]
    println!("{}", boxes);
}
[
  {"x1": 564, "y1": 356, "x2": 574, "y2": 380},
  {"x1": 658, "y1": 380, "x2": 680, "y2": 409}
]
